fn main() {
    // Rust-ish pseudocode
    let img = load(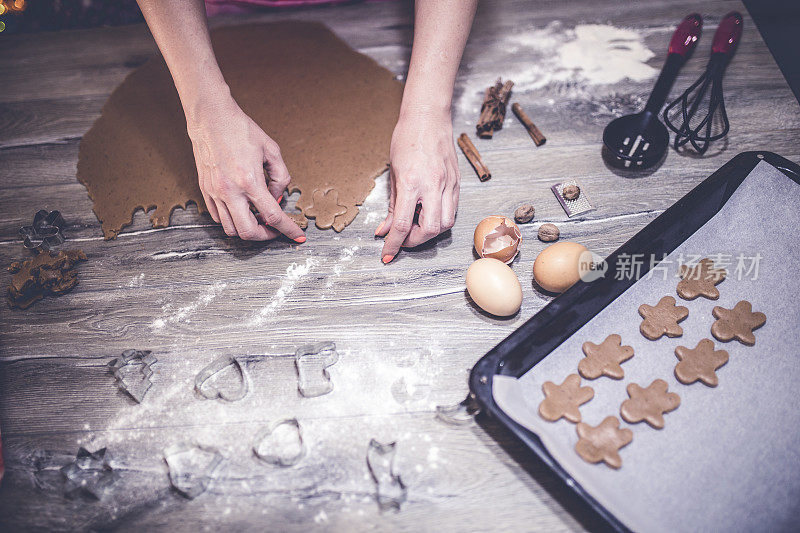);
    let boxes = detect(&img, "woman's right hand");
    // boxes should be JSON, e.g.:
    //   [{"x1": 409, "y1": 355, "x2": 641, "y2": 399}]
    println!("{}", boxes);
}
[{"x1": 186, "y1": 93, "x2": 305, "y2": 242}]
